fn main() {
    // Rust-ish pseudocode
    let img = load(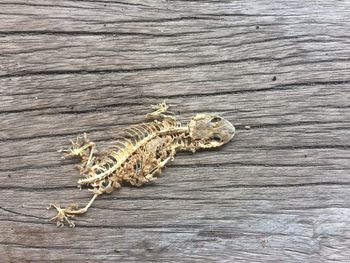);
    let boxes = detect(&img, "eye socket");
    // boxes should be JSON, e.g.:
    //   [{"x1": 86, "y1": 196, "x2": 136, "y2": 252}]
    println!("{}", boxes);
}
[
  {"x1": 210, "y1": 117, "x2": 222, "y2": 123},
  {"x1": 211, "y1": 134, "x2": 222, "y2": 142}
]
